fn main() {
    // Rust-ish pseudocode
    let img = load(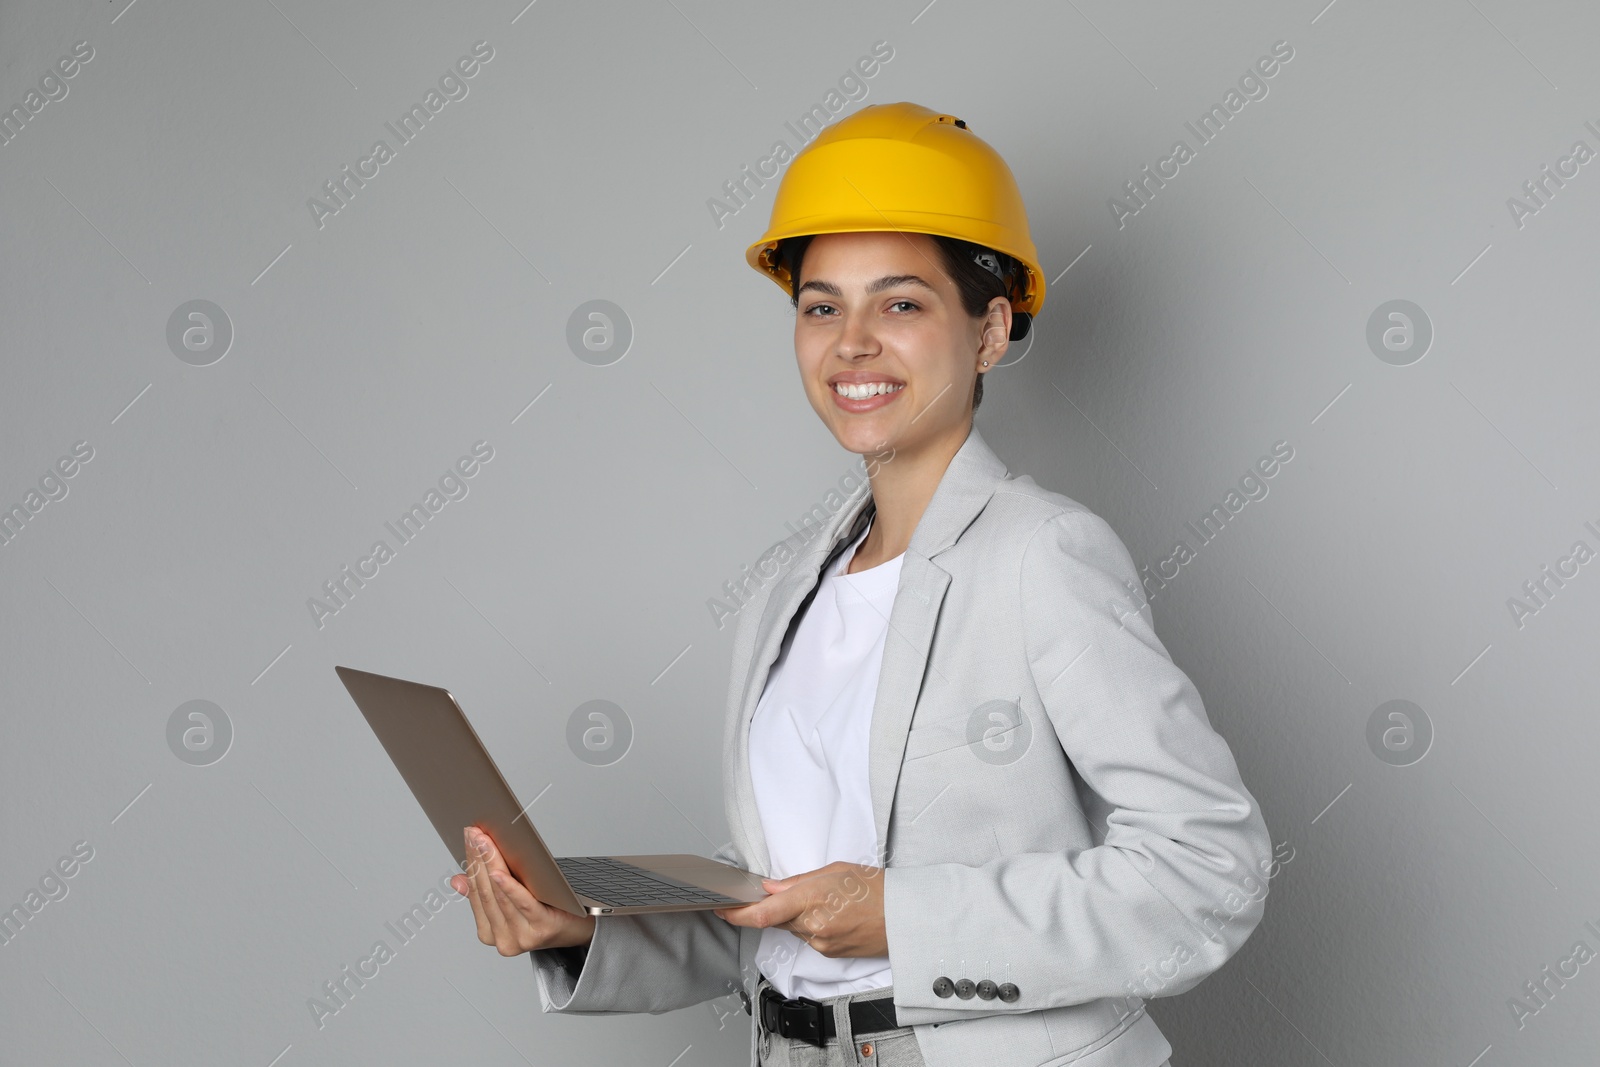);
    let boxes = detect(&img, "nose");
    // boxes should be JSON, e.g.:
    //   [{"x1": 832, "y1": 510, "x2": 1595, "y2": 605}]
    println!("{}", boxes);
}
[{"x1": 834, "y1": 309, "x2": 880, "y2": 360}]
